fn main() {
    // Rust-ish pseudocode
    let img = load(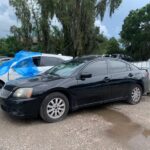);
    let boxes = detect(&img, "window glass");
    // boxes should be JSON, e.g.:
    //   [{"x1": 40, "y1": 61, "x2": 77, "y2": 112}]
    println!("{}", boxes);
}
[
  {"x1": 109, "y1": 60, "x2": 128, "y2": 74},
  {"x1": 40, "y1": 56, "x2": 63, "y2": 66},
  {"x1": 130, "y1": 64, "x2": 139, "y2": 70},
  {"x1": 47, "y1": 60, "x2": 85, "y2": 77},
  {"x1": 82, "y1": 61, "x2": 107, "y2": 76},
  {"x1": 32, "y1": 57, "x2": 41, "y2": 66}
]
